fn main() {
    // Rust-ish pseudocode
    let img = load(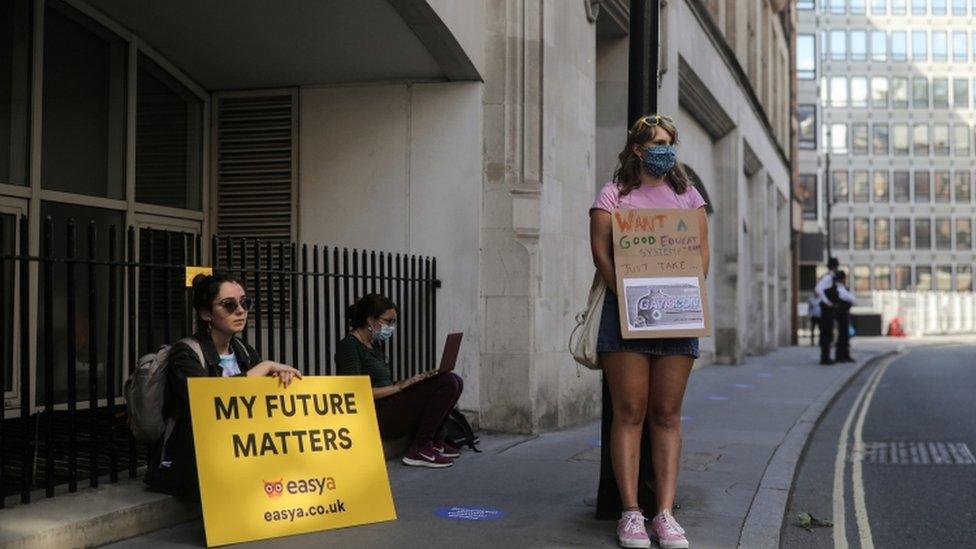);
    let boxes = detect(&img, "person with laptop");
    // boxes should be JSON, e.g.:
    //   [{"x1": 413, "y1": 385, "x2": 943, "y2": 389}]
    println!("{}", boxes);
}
[{"x1": 335, "y1": 294, "x2": 464, "y2": 468}]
